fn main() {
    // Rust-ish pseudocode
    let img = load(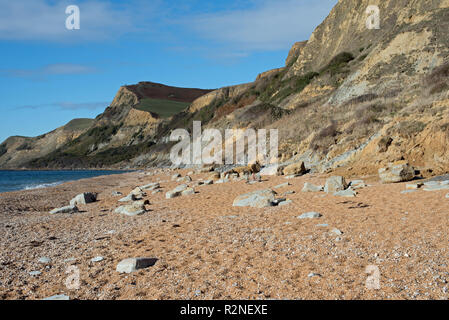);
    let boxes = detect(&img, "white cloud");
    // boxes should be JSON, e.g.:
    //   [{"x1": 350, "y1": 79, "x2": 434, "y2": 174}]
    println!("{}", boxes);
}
[
  {"x1": 185, "y1": 0, "x2": 337, "y2": 52},
  {"x1": 0, "y1": 0, "x2": 158, "y2": 42}
]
